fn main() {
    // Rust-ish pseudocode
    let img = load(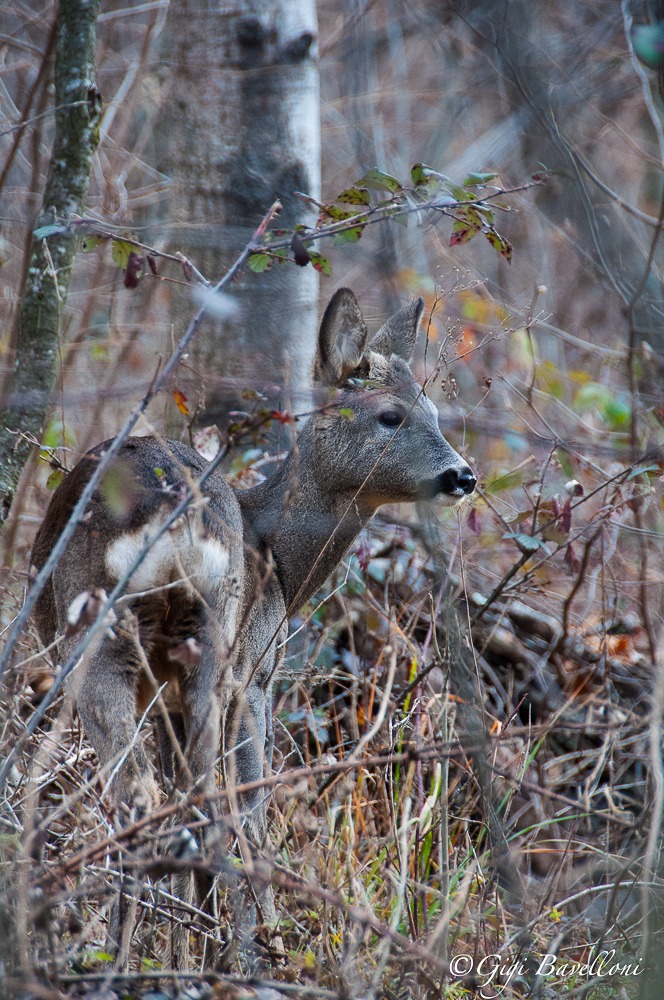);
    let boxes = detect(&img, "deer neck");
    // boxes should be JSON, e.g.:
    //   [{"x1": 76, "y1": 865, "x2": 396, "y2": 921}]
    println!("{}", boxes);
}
[{"x1": 237, "y1": 448, "x2": 372, "y2": 612}]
